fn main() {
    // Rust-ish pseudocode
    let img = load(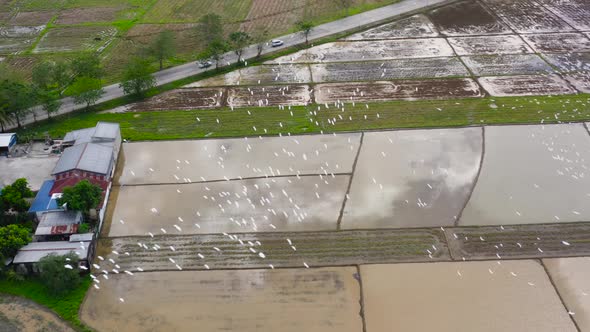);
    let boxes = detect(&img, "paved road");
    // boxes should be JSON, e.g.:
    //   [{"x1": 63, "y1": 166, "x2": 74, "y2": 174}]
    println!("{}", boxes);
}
[{"x1": 11, "y1": 0, "x2": 449, "y2": 130}]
